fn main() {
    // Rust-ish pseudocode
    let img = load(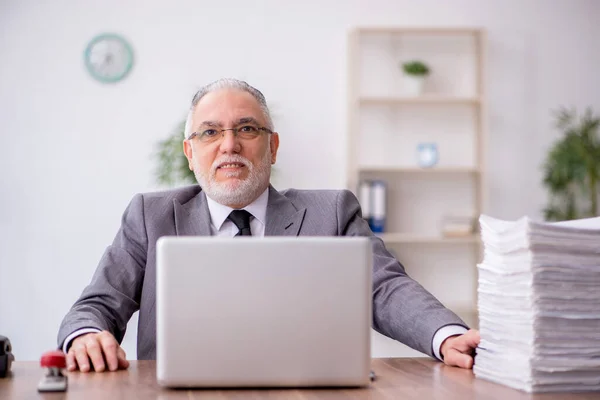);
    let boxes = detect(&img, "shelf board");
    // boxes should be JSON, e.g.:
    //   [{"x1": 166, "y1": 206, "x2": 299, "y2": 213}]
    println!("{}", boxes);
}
[
  {"x1": 359, "y1": 95, "x2": 481, "y2": 106},
  {"x1": 359, "y1": 166, "x2": 479, "y2": 174},
  {"x1": 376, "y1": 233, "x2": 481, "y2": 244},
  {"x1": 355, "y1": 27, "x2": 483, "y2": 36}
]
